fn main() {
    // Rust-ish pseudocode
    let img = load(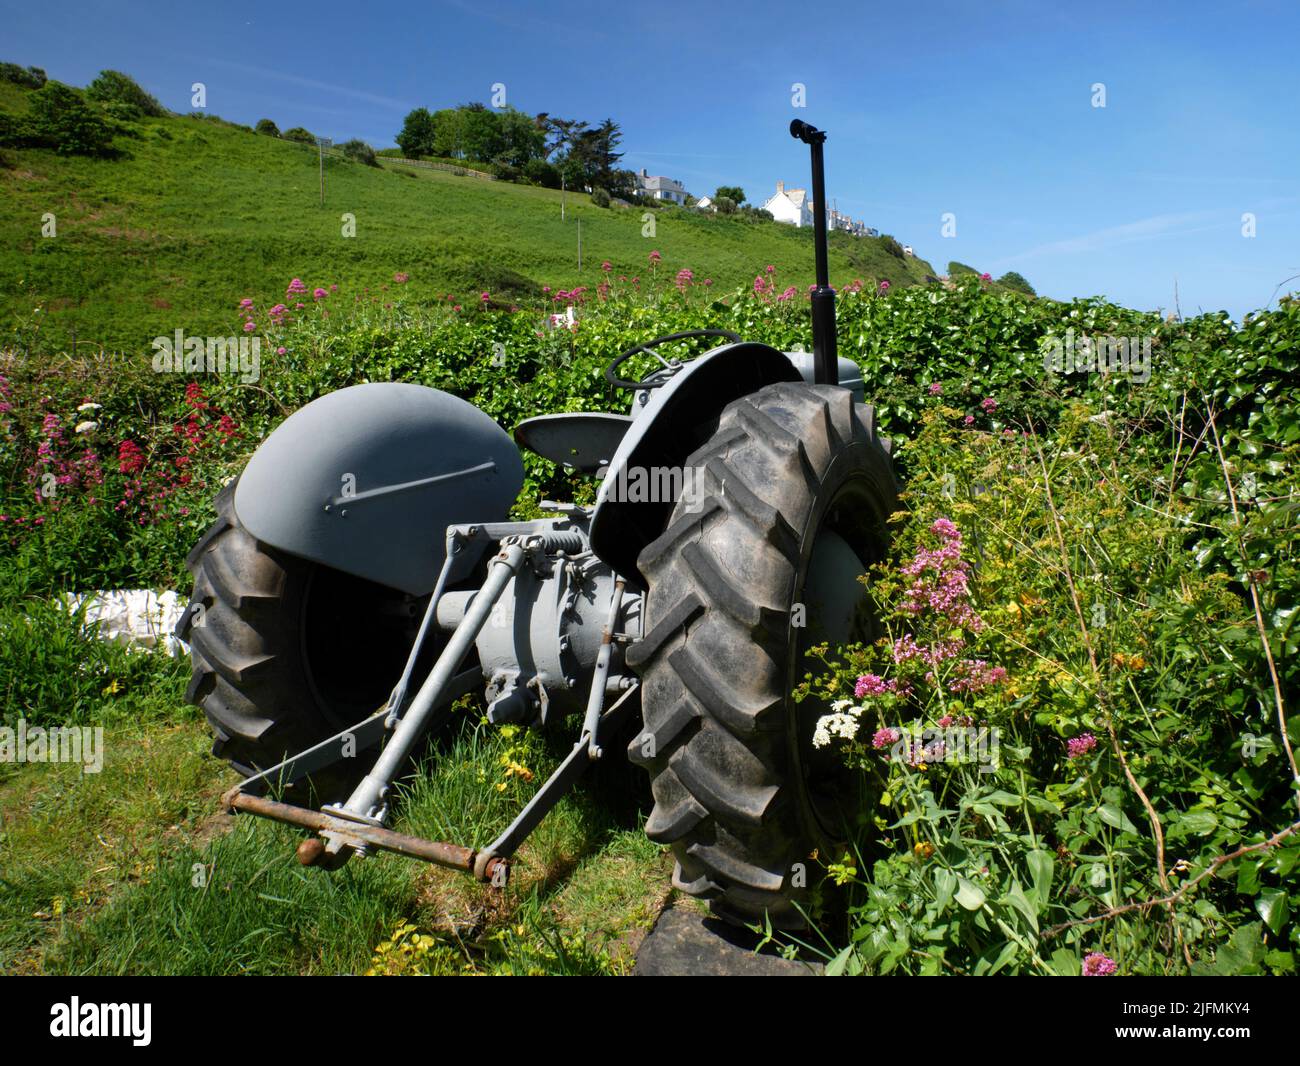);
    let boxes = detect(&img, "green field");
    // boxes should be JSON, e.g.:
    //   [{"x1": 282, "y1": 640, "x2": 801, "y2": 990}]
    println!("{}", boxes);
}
[{"x1": 0, "y1": 77, "x2": 935, "y2": 354}]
